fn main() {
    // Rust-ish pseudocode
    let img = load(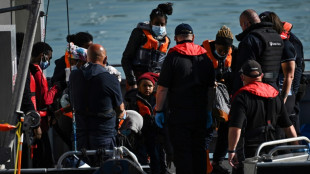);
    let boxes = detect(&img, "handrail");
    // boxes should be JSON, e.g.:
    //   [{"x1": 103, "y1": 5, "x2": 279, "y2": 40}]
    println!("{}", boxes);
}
[
  {"x1": 56, "y1": 146, "x2": 144, "y2": 171},
  {"x1": 109, "y1": 63, "x2": 122, "y2": 67},
  {"x1": 56, "y1": 150, "x2": 111, "y2": 169},
  {"x1": 268, "y1": 145, "x2": 308, "y2": 156},
  {"x1": 255, "y1": 136, "x2": 310, "y2": 157}
]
